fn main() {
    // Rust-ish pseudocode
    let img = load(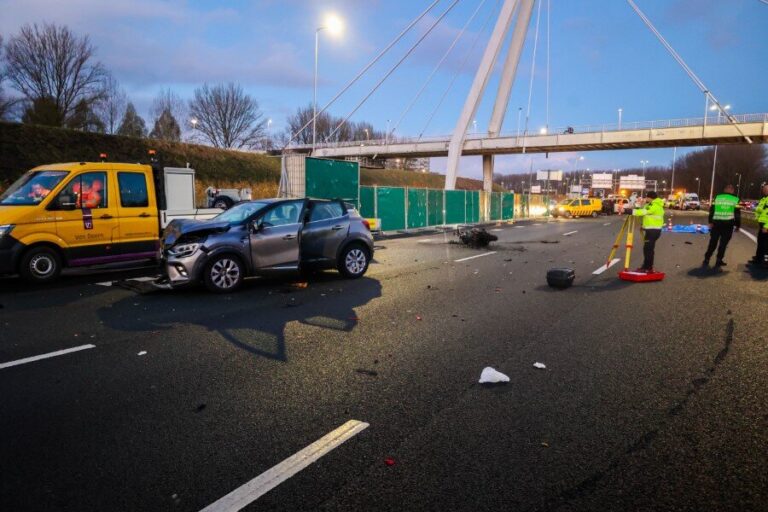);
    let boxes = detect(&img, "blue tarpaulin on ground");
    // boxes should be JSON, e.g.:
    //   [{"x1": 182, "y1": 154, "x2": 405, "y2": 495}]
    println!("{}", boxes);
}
[{"x1": 667, "y1": 225, "x2": 710, "y2": 234}]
